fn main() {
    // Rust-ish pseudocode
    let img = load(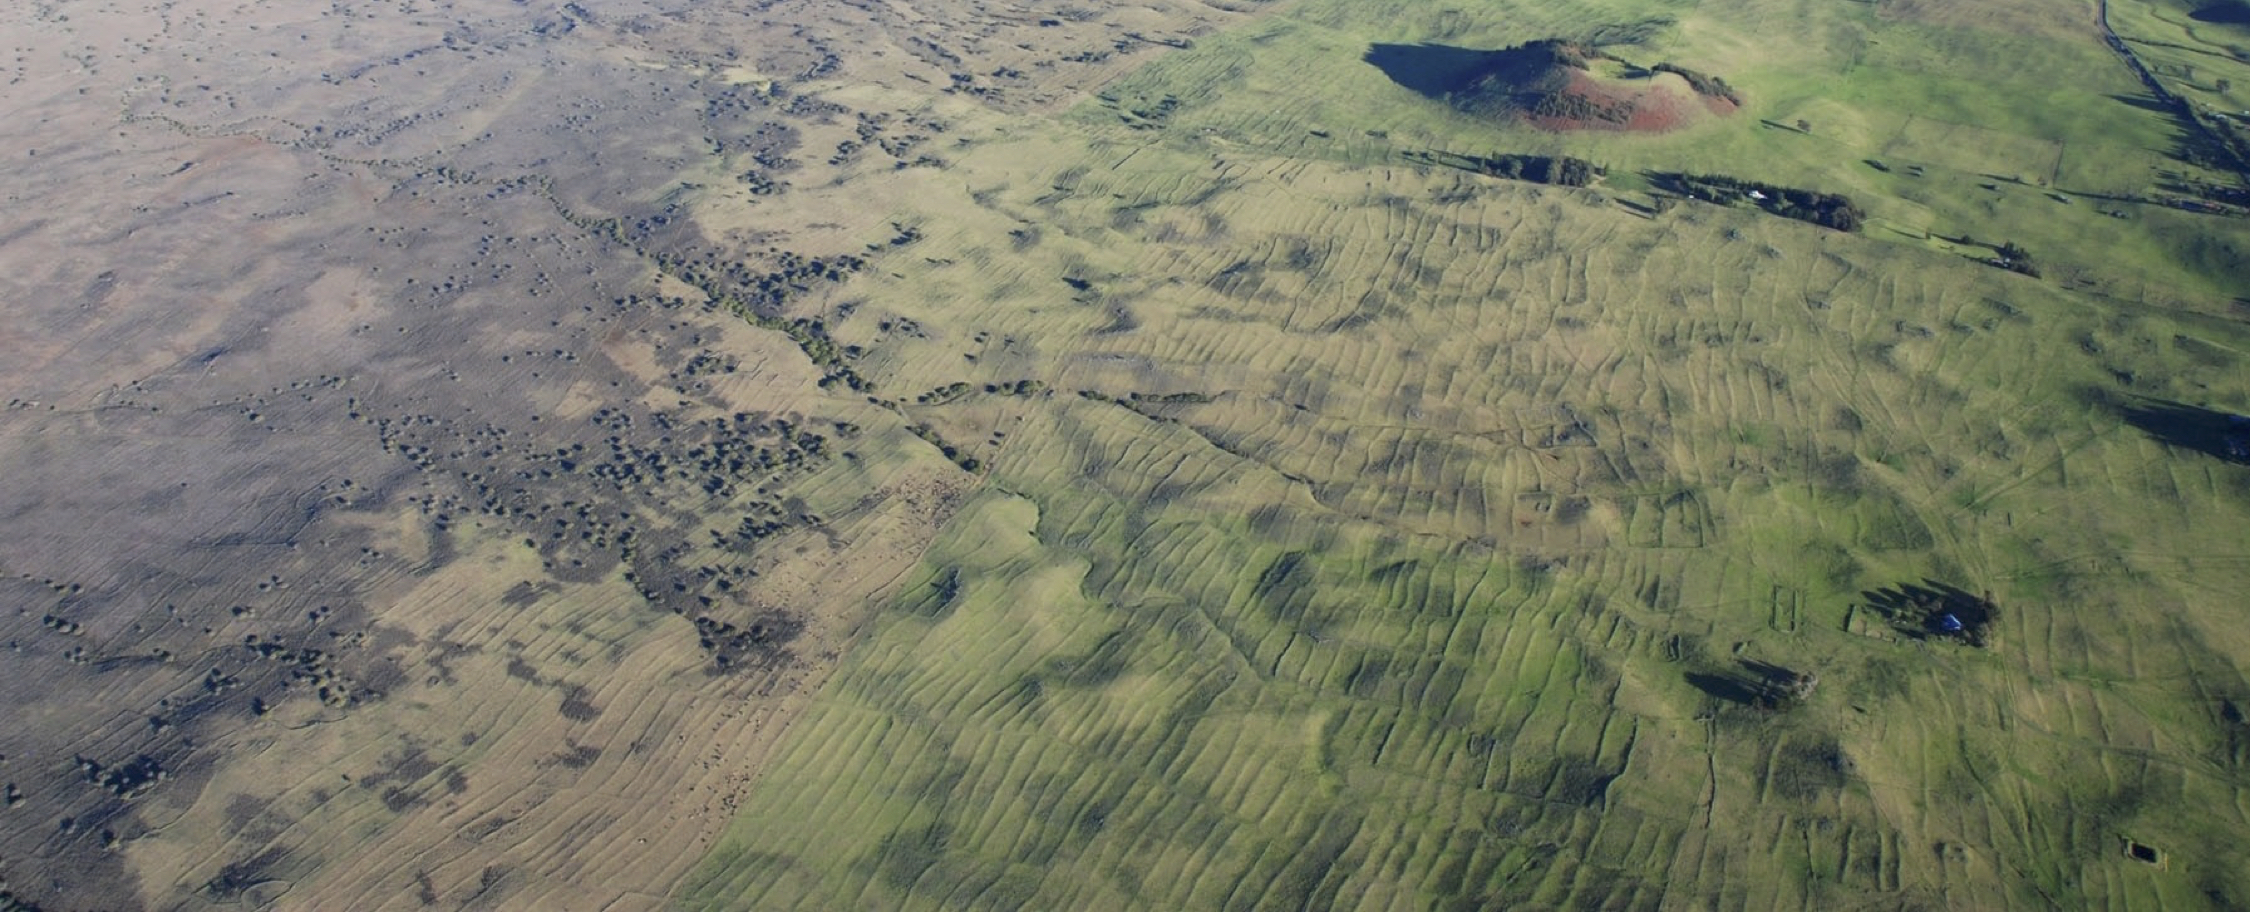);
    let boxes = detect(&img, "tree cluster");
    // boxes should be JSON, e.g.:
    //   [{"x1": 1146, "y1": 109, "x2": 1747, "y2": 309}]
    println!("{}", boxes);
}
[
  {"x1": 1458, "y1": 152, "x2": 1601, "y2": 187},
  {"x1": 1992, "y1": 240, "x2": 2041, "y2": 277},
  {"x1": 1653, "y1": 172, "x2": 1865, "y2": 231}
]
